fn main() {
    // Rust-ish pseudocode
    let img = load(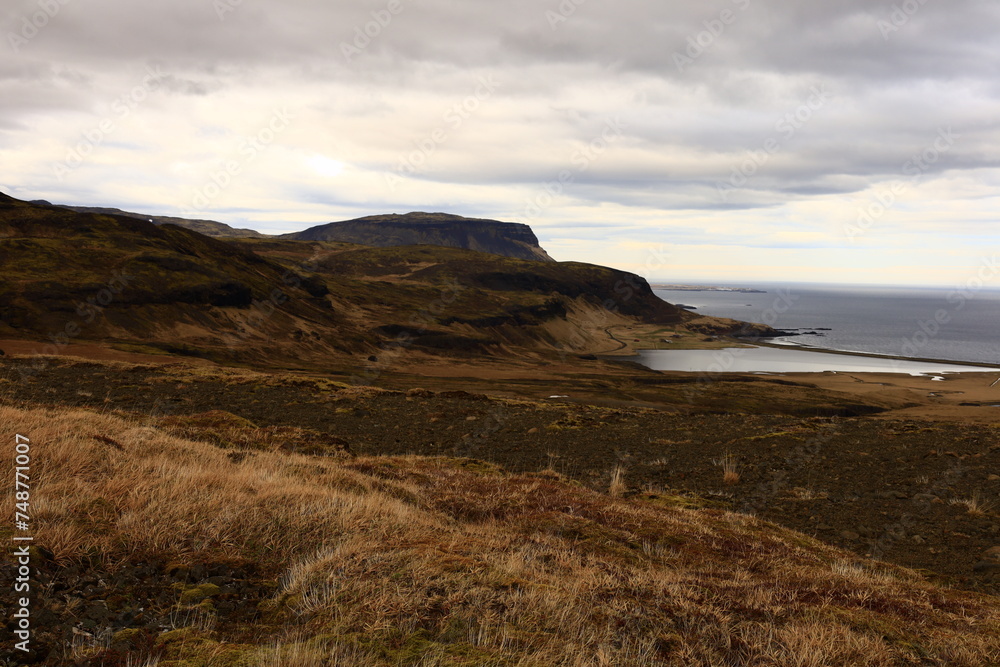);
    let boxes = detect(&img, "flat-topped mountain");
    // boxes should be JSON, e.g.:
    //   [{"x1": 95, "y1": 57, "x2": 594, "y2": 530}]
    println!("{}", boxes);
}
[
  {"x1": 284, "y1": 212, "x2": 554, "y2": 262},
  {"x1": 35, "y1": 199, "x2": 552, "y2": 262}
]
